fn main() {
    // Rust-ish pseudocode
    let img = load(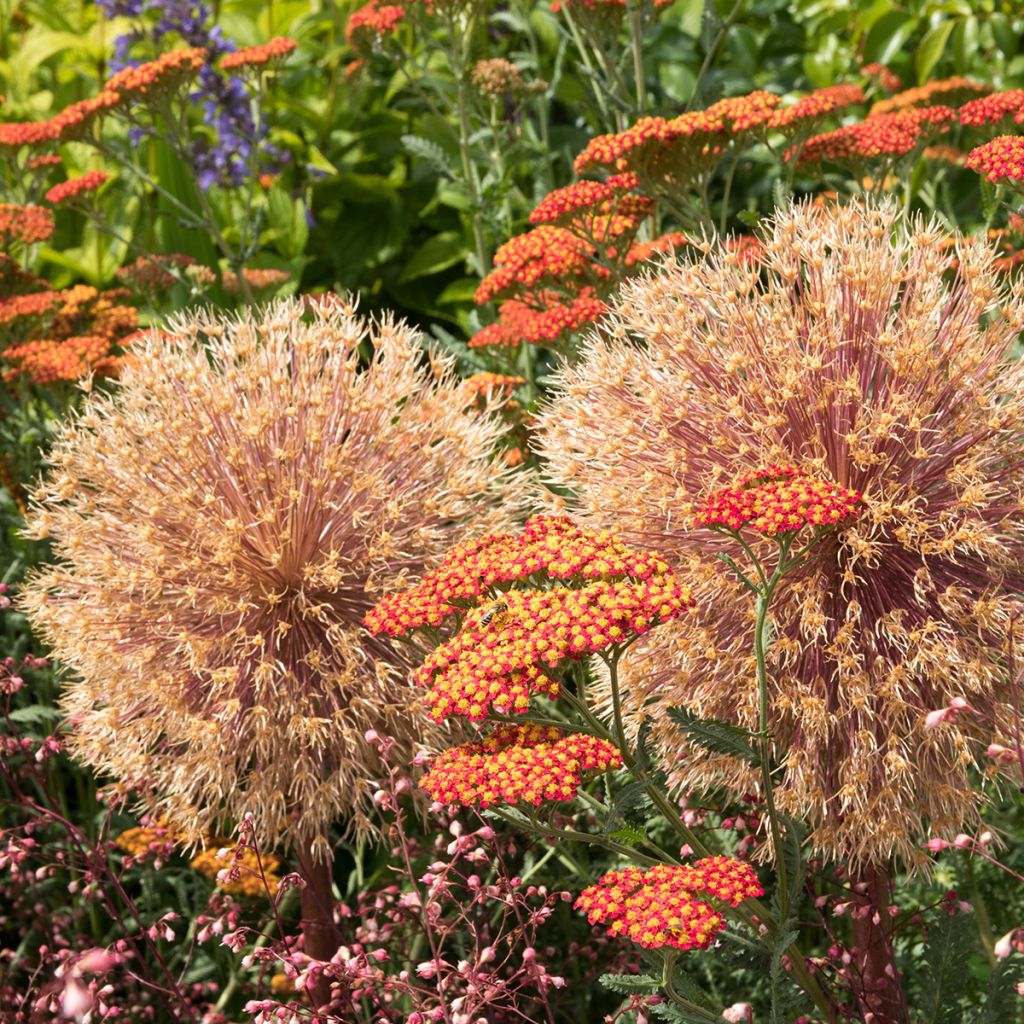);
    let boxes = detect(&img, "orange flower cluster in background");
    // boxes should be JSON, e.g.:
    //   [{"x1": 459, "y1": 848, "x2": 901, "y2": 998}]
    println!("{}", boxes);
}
[
  {"x1": 0, "y1": 283, "x2": 138, "y2": 384},
  {"x1": 420, "y1": 724, "x2": 622, "y2": 807},
  {"x1": 44, "y1": 170, "x2": 109, "y2": 205},
  {"x1": 576, "y1": 858, "x2": 762, "y2": 951},
  {"x1": 695, "y1": 464, "x2": 862, "y2": 537},
  {"x1": 346, "y1": 0, "x2": 405, "y2": 48},
  {"x1": 190, "y1": 846, "x2": 282, "y2": 898},
  {"x1": 0, "y1": 48, "x2": 205, "y2": 160},
  {"x1": 869, "y1": 75, "x2": 988, "y2": 116},
  {"x1": 220, "y1": 36, "x2": 297, "y2": 71},
  {"x1": 103, "y1": 48, "x2": 208, "y2": 105},
  {"x1": 0, "y1": 203, "x2": 54, "y2": 245},
  {"x1": 766, "y1": 83, "x2": 865, "y2": 130},
  {"x1": 861, "y1": 62, "x2": 902, "y2": 92},
  {"x1": 187, "y1": 265, "x2": 291, "y2": 295},
  {"x1": 117, "y1": 252, "x2": 196, "y2": 294}
]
